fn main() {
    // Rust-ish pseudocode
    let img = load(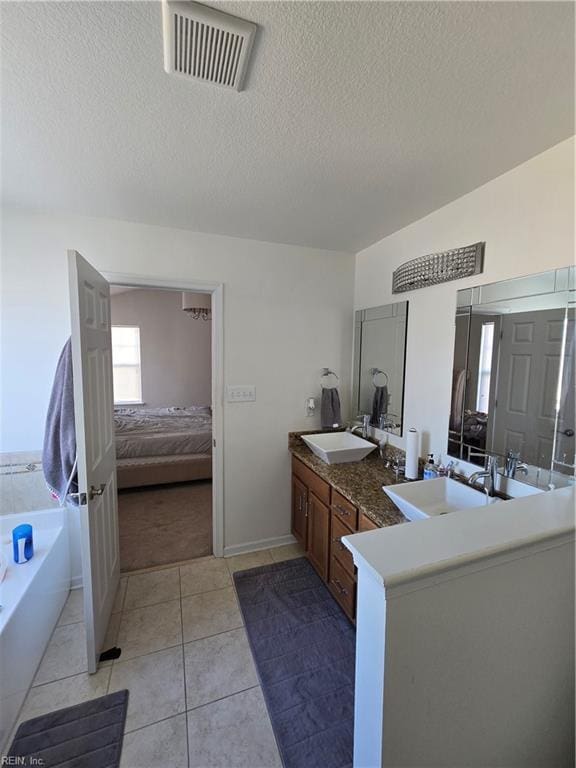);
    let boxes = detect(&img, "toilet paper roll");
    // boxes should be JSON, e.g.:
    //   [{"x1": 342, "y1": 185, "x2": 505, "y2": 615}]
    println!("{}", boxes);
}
[{"x1": 405, "y1": 428, "x2": 419, "y2": 480}]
